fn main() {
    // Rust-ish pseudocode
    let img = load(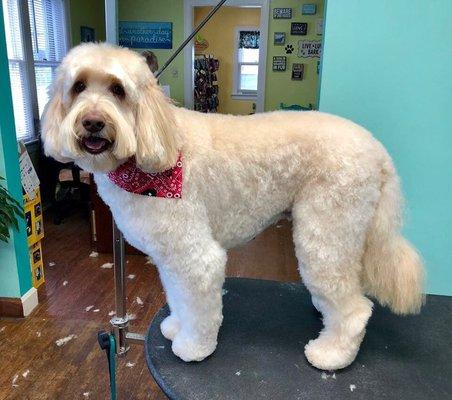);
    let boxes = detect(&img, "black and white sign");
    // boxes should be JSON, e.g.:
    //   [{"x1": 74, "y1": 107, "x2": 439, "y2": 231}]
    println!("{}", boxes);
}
[
  {"x1": 292, "y1": 63, "x2": 304, "y2": 80},
  {"x1": 273, "y1": 8, "x2": 292, "y2": 19},
  {"x1": 297, "y1": 40, "x2": 322, "y2": 58},
  {"x1": 272, "y1": 56, "x2": 287, "y2": 71},
  {"x1": 291, "y1": 22, "x2": 308, "y2": 36}
]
